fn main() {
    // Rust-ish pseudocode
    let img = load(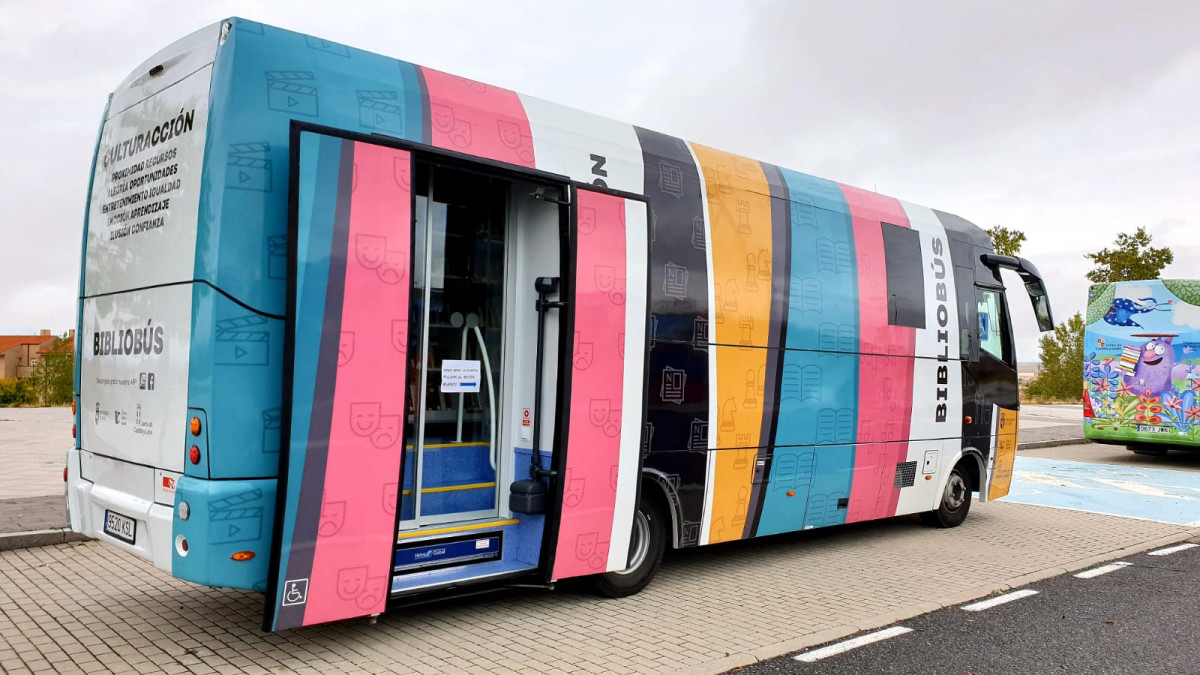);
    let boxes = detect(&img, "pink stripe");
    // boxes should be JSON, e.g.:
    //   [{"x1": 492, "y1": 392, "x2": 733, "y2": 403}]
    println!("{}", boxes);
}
[
  {"x1": 305, "y1": 143, "x2": 412, "y2": 624},
  {"x1": 420, "y1": 67, "x2": 536, "y2": 168},
  {"x1": 553, "y1": 191, "x2": 628, "y2": 580},
  {"x1": 839, "y1": 185, "x2": 915, "y2": 523}
]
